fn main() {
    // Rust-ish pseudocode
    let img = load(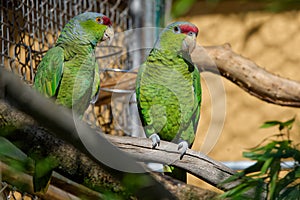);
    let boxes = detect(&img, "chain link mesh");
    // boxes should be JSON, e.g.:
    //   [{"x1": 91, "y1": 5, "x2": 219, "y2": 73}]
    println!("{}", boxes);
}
[
  {"x1": 0, "y1": 0, "x2": 133, "y2": 132},
  {"x1": 1, "y1": 0, "x2": 132, "y2": 77},
  {"x1": 1, "y1": 0, "x2": 133, "y2": 199}
]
